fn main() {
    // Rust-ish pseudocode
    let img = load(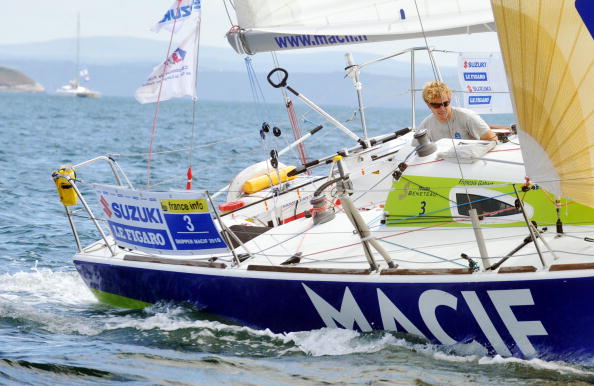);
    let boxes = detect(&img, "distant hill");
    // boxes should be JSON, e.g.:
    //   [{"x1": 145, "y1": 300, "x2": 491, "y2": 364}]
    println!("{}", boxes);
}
[
  {"x1": 0, "y1": 37, "x2": 447, "y2": 75},
  {"x1": 0, "y1": 66, "x2": 44, "y2": 93},
  {"x1": 0, "y1": 37, "x2": 458, "y2": 106}
]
